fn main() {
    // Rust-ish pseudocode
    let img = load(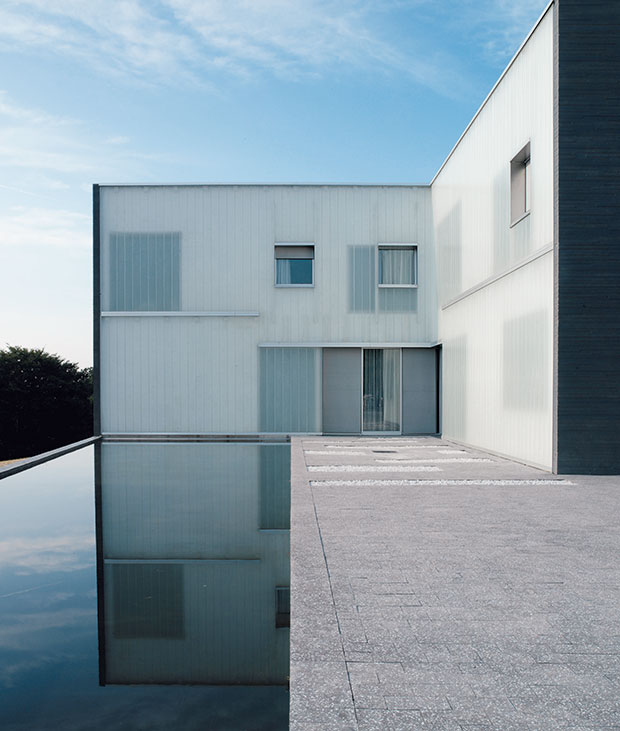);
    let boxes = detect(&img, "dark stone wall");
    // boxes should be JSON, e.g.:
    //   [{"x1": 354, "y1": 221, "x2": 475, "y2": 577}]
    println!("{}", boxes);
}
[{"x1": 555, "y1": 0, "x2": 620, "y2": 473}]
